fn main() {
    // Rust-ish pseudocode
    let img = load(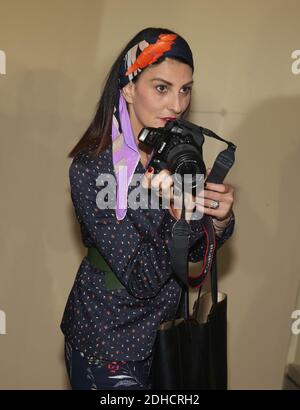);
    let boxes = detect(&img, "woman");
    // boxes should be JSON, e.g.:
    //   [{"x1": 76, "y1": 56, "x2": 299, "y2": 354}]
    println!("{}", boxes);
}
[{"x1": 61, "y1": 27, "x2": 235, "y2": 390}]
